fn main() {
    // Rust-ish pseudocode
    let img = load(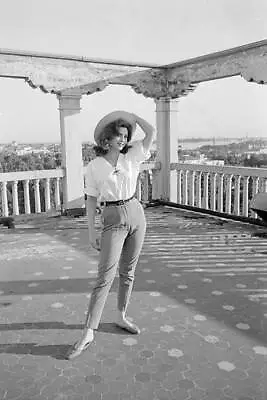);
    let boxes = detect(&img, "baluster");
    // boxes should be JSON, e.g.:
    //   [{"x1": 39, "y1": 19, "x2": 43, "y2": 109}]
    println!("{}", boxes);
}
[
  {"x1": 225, "y1": 174, "x2": 233, "y2": 214},
  {"x1": 152, "y1": 169, "x2": 160, "y2": 200},
  {"x1": 202, "y1": 172, "x2": 209, "y2": 209},
  {"x1": 34, "y1": 179, "x2": 41, "y2": 213},
  {"x1": 177, "y1": 169, "x2": 182, "y2": 203},
  {"x1": 182, "y1": 170, "x2": 188, "y2": 205},
  {"x1": 252, "y1": 176, "x2": 259, "y2": 196},
  {"x1": 242, "y1": 176, "x2": 250, "y2": 217},
  {"x1": 54, "y1": 177, "x2": 61, "y2": 209},
  {"x1": 23, "y1": 179, "x2": 31, "y2": 214},
  {"x1": 261, "y1": 178, "x2": 267, "y2": 193},
  {"x1": 12, "y1": 180, "x2": 19, "y2": 215},
  {"x1": 149, "y1": 170, "x2": 153, "y2": 202},
  {"x1": 170, "y1": 169, "x2": 177, "y2": 203},
  {"x1": 210, "y1": 173, "x2": 217, "y2": 211},
  {"x1": 142, "y1": 171, "x2": 150, "y2": 202},
  {"x1": 188, "y1": 171, "x2": 195, "y2": 206},
  {"x1": 1, "y1": 181, "x2": 9, "y2": 217},
  {"x1": 217, "y1": 173, "x2": 224, "y2": 213},
  {"x1": 195, "y1": 171, "x2": 202, "y2": 208},
  {"x1": 44, "y1": 178, "x2": 51, "y2": 211},
  {"x1": 136, "y1": 177, "x2": 142, "y2": 201},
  {"x1": 258, "y1": 178, "x2": 263, "y2": 192},
  {"x1": 251, "y1": 176, "x2": 259, "y2": 218},
  {"x1": 233, "y1": 175, "x2": 241, "y2": 216},
  {"x1": 258, "y1": 178, "x2": 267, "y2": 193}
]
